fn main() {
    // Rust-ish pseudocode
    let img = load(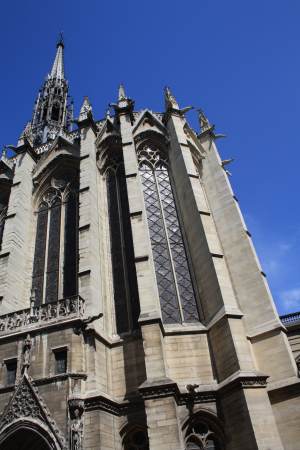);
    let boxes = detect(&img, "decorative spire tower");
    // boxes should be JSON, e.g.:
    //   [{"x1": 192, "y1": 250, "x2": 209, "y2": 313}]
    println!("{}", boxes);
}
[{"x1": 29, "y1": 35, "x2": 73, "y2": 145}]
